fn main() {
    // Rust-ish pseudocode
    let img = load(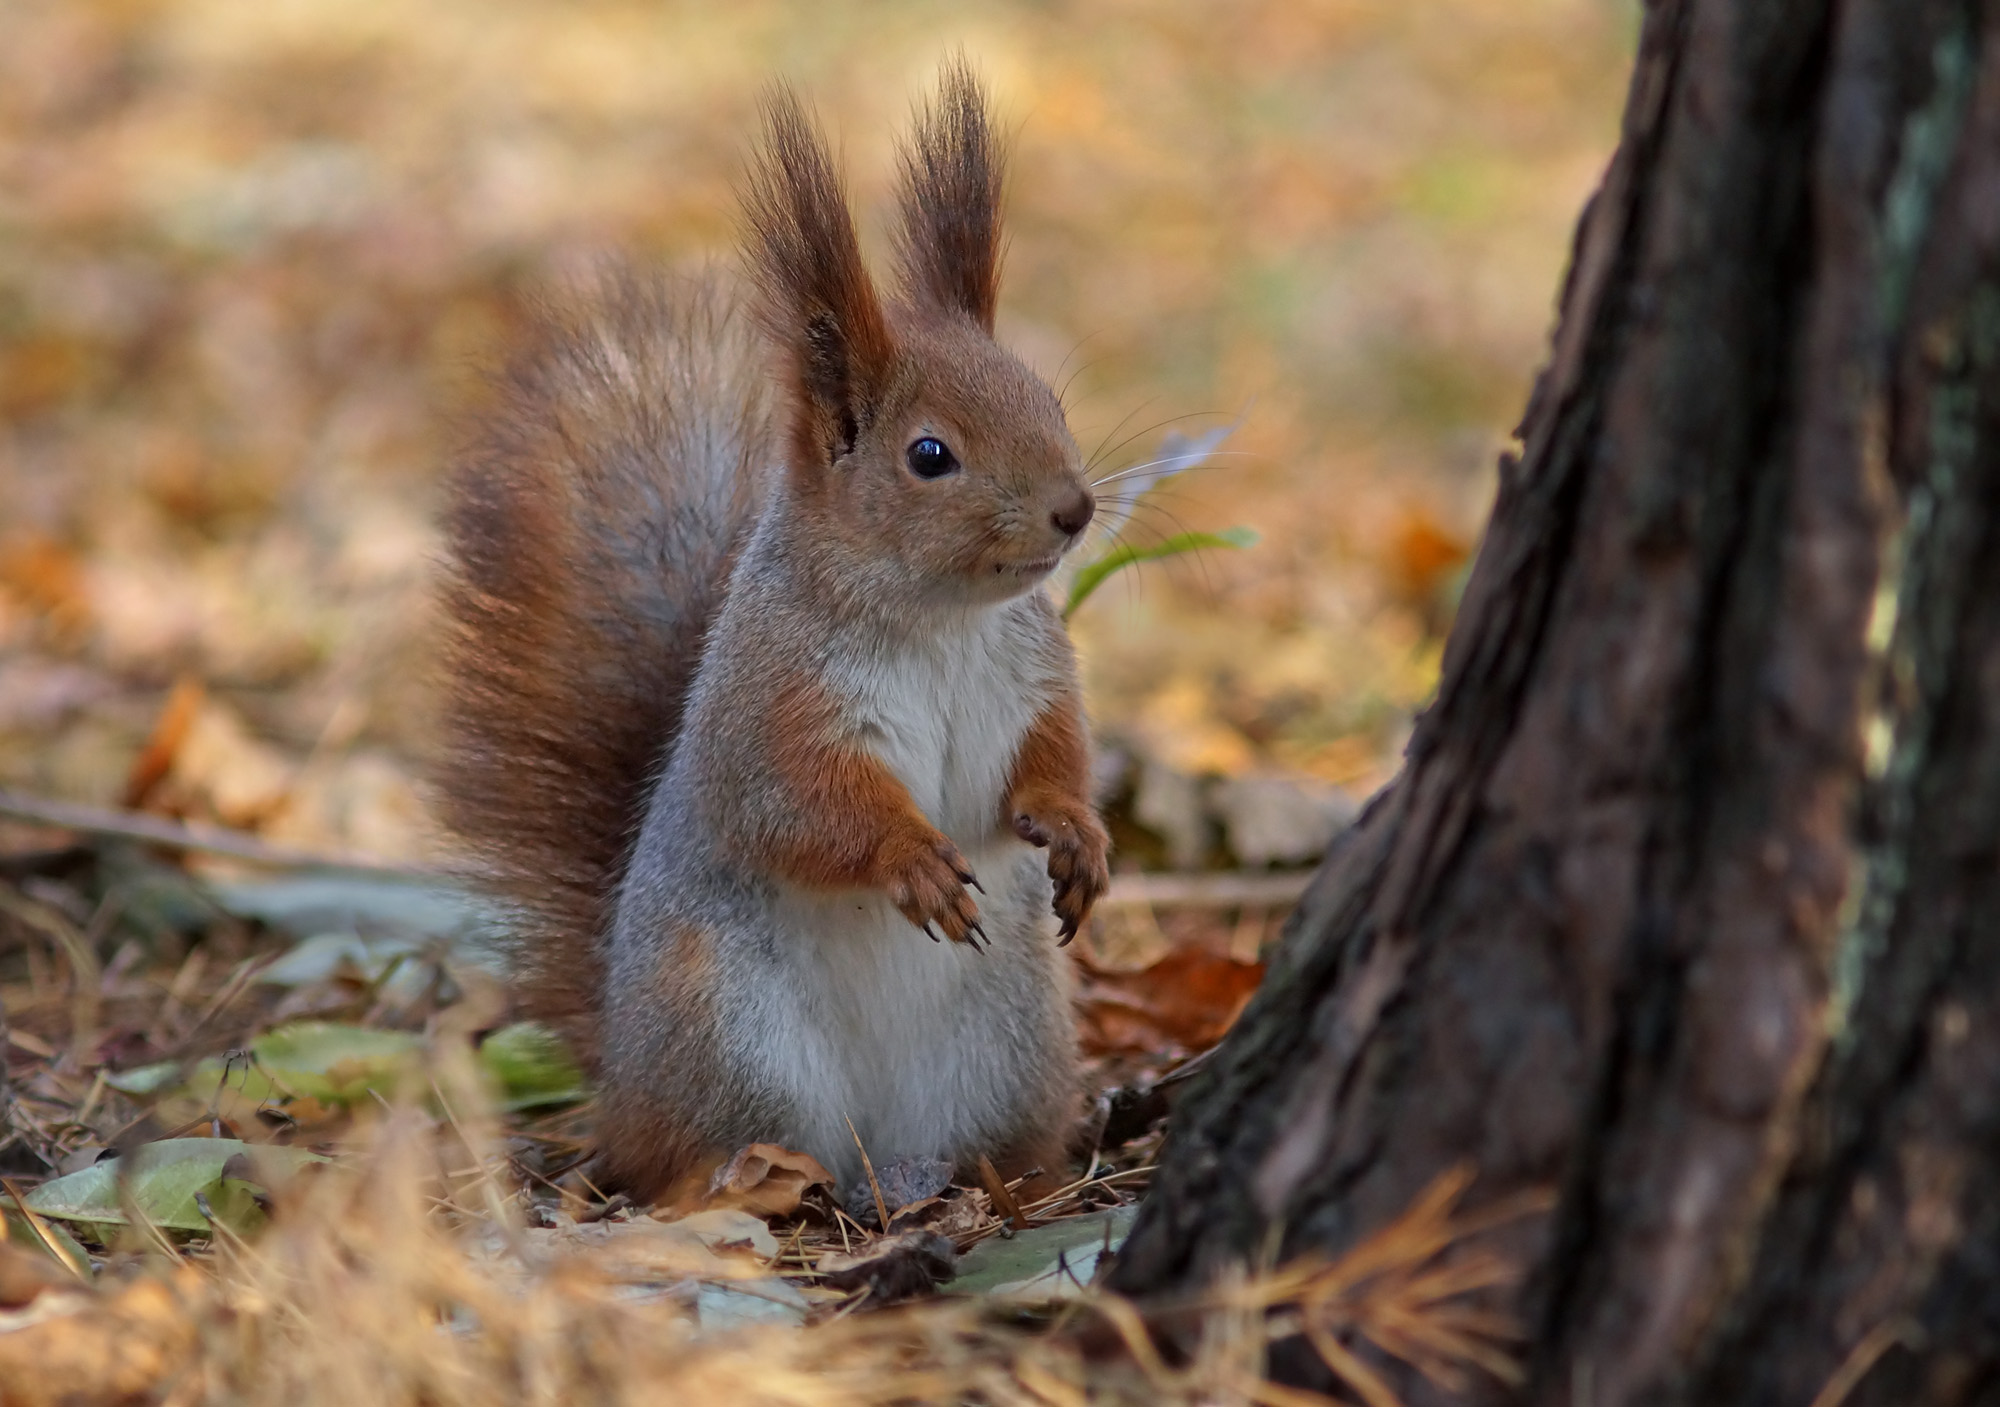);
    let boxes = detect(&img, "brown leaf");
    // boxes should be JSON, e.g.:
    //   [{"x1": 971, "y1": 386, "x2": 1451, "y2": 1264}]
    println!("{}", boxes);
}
[
  {"x1": 1386, "y1": 507, "x2": 1470, "y2": 604},
  {"x1": 153, "y1": 697, "x2": 296, "y2": 830},
  {"x1": 0, "y1": 334, "x2": 92, "y2": 419},
  {"x1": 123, "y1": 676, "x2": 206, "y2": 810},
  {"x1": 1075, "y1": 948, "x2": 1265, "y2": 1056},
  {"x1": 817, "y1": 1229, "x2": 958, "y2": 1303},
  {"x1": 0, "y1": 1273, "x2": 199, "y2": 1407},
  {"x1": 691, "y1": 1143, "x2": 833, "y2": 1219},
  {"x1": 886, "y1": 1188, "x2": 991, "y2": 1241},
  {"x1": 0, "y1": 1240, "x2": 73, "y2": 1309},
  {"x1": 0, "y1": 537, "x2": 90, "y2": 636}
]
